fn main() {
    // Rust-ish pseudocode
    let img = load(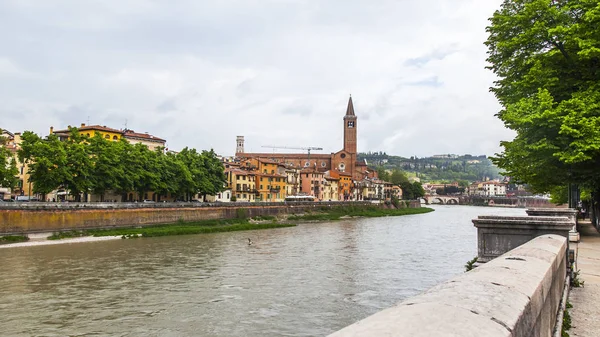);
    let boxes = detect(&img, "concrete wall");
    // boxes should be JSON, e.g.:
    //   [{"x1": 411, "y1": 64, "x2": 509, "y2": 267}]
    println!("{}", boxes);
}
[
  {"x1": 329, "y1": 235, "x2": 568, "y2": 337},
  {"x1": 0, "y1": 201, "x2": 378, "y2": 234}
]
